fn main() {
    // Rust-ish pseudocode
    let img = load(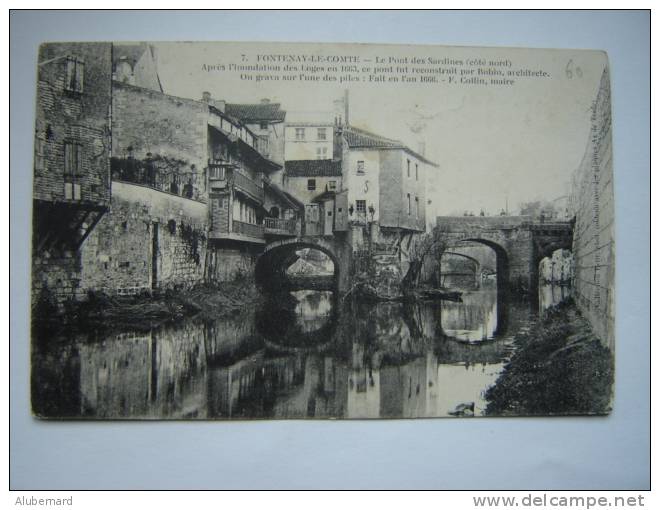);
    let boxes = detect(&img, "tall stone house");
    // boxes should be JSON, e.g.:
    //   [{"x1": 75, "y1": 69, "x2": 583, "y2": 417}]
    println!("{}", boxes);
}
[{"x1": 32, "y1": 42, "x2": 113, "y2": 307}]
